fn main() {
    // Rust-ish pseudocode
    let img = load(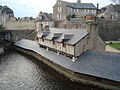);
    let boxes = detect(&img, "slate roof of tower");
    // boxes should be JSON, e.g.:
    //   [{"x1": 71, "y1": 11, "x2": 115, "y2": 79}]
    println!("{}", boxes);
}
[
  {"x1": 0, "y1": 6, "x2": 14, "y2": 16},
  {"x1": 63, "y1": 1, "x2": 96, "y2": 9},
  {"x1": 35, "y1": 13, "x2": 54, "y2": 22},
  {"x1": 37, "y1": 28, "x2": 89, "y2": 45}
]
